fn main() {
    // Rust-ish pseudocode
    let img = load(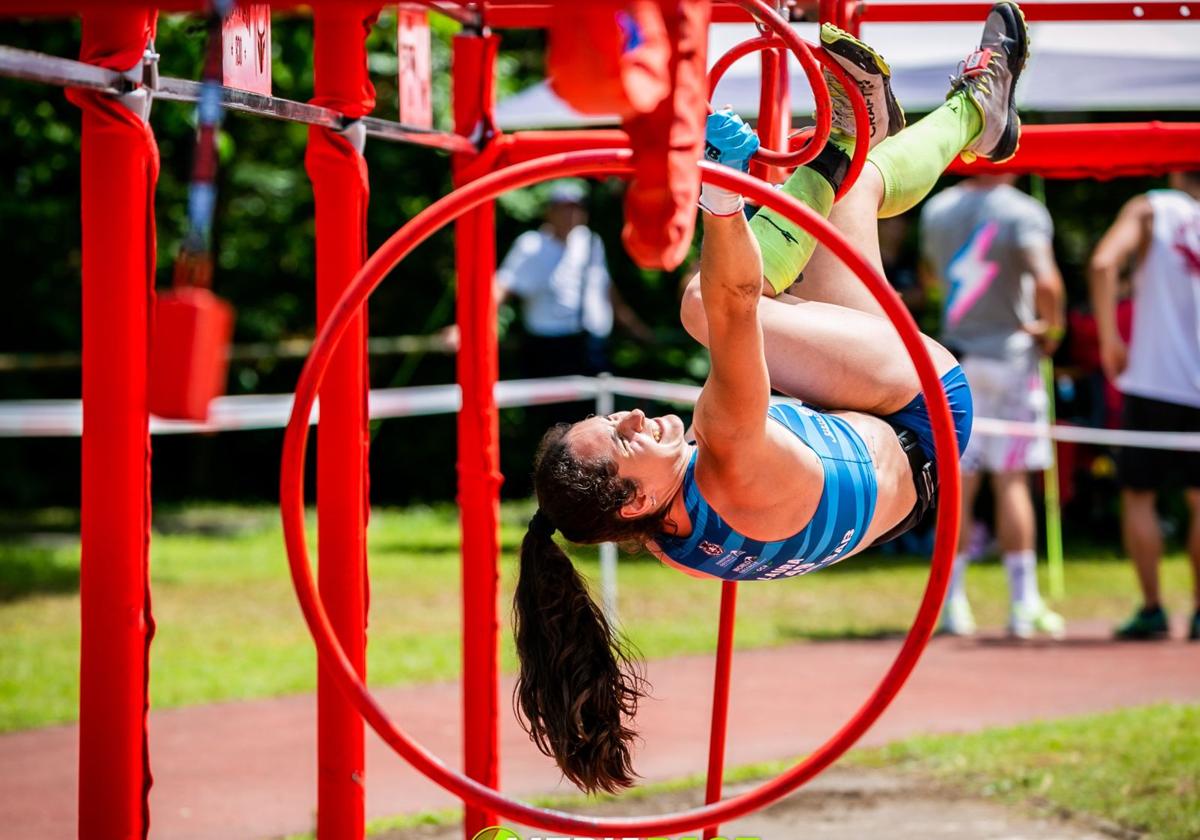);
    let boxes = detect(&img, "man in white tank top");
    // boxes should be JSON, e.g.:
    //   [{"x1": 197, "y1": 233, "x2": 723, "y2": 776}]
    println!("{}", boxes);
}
[{"x1": 1089, "y1": 171, "x2": 1200, "y2": 642}]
